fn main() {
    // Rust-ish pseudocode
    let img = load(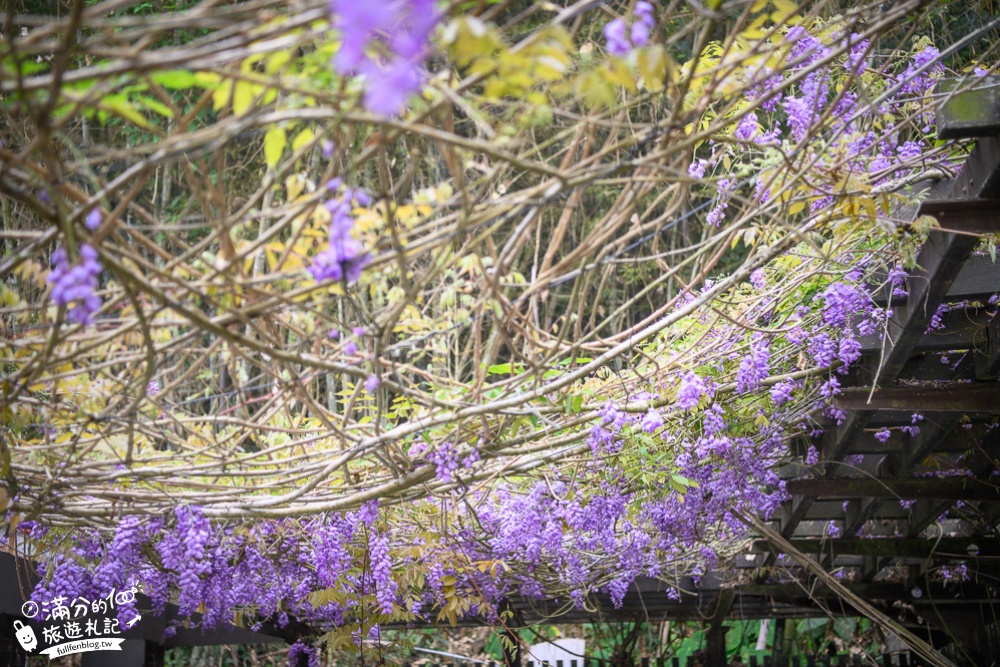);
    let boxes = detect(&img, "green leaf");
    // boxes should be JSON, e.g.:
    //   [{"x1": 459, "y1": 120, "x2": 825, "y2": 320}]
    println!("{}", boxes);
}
[
  {"x1": 150, "y1": 70, "x2": 197, "y2": 89},
  {"x1": 101, "y1": 94, "x2": 153, "y2": 129},
  {"x1": 487, "y1": 363, "x2": 511, "y2": 375},
  {"x1": 134, "y1": 95, "x2": 173, "y2": 118}
]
